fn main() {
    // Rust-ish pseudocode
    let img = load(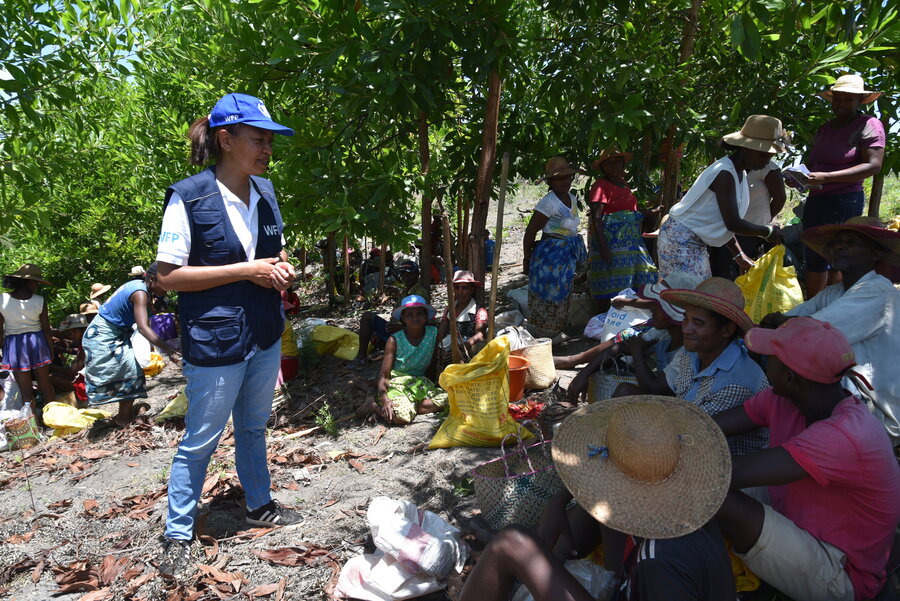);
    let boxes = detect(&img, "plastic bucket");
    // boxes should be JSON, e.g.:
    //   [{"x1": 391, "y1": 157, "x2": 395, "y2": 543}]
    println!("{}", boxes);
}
[{"x1": 508, "y1": 355, "x2": 530, "y2": 402}]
